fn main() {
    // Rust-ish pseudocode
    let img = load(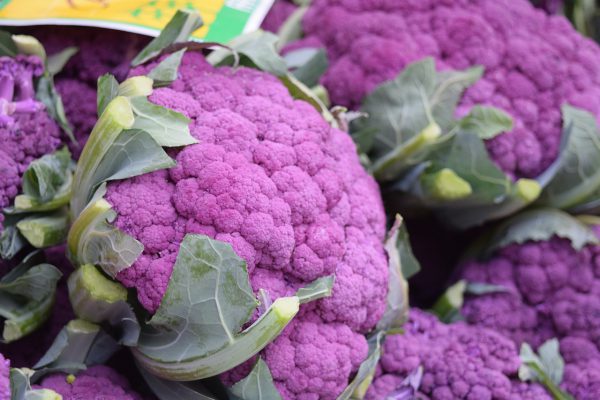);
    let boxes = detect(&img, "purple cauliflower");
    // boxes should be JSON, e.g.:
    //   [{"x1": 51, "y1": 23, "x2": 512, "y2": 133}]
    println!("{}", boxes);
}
[
  {"x1": 366, "y1": 309, "x2": 550, "y2": 400},
  {"x1": 33, "y1": 26, "x2": 147, "y2": 156},
  {"x1": 104, "y1": 51, "x2": 388, "y2": 399},
  {"x1": 261, "y1": 0, "x2": 298, "y2": 33},
  {"x1": 0, "y1": 246, "x2": 75, "y2": 367},
  {"x1": 0, "y1": 353, "x2": 9, "y2": 399},
  {"x1": 298, "y1": 0, "x2": 600, "y2": 180},
  {"x1": 0, "y1": 55, "x2": 61, "y2": 230},
  {"x1": 459, "y1": 226, "x2": 600, "y2": 398},
  {"x1": 36, "y1": 365, "x2": 142, "y2": 400}
]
